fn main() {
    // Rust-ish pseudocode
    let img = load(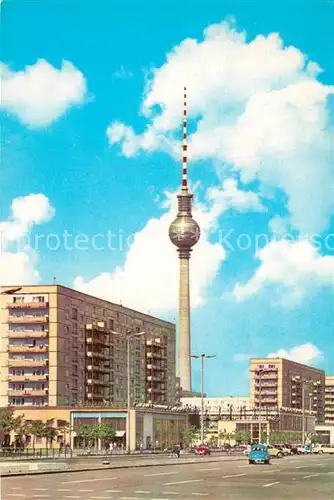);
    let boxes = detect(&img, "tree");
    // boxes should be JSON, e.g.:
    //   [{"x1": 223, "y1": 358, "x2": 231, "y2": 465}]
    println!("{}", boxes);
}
[
  {"x1": 26, "y1": 420, "x2": 46, "y2": 449},
  {"x1": 74, "y1": 423, "x2": 95, "y2": 448},
  {"x1": 181, "y1": 425, "x2": 197, "y2": 448},
  {"x1": 95, "y1": 422, "x2": 116, "y2": 449},
  {"x1": 0, "y1": 408, "x2": 24, "y2": 447},
  {"x1": 233, "y1": 430, "x2": 251, "y2": 444},
  {"x1": 44, "y1": 419, "x2": 58, "y2": 448}
]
